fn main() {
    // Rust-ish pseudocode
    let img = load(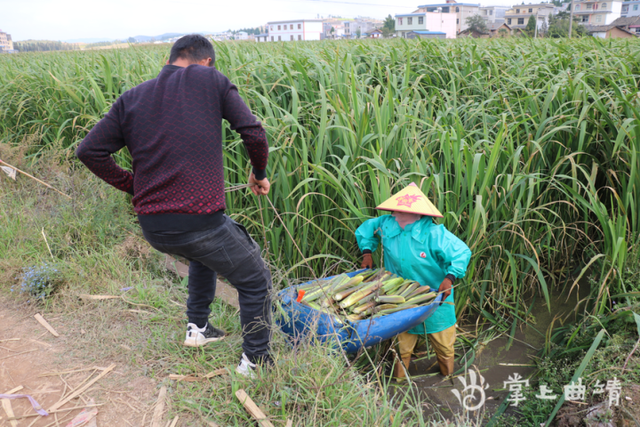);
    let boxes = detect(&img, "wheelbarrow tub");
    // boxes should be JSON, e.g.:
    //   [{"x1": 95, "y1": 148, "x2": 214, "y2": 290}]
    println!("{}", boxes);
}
[{"x1": 276, "y1": 269, "x2": 443, "y2": 354}]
